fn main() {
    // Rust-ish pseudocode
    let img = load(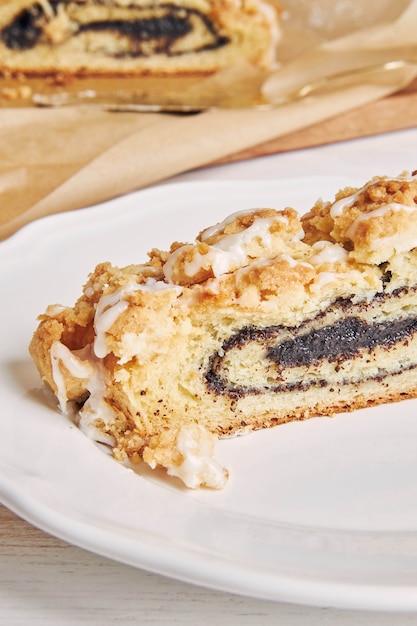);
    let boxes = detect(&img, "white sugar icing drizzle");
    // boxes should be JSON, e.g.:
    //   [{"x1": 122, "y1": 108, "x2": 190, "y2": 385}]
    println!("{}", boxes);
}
[
  {"x1": 50, "y1": 340, "x2": 117, "y2": 444},
  {"x1": 44, "y1": 304, "x2": 67, "y2": 317},
  {"x1": 135, "y1": 277, "x2": 183, "y2": 293},
  {"x1": 93, "y1": 279, "x2": 181, "y2": 359},
  {"x1": 94, "y1": 288, "x2": 131, "y2": 359},
  {"x1": 164, "y1": 214, "x2": 297, "y2": 282},
  {"x1": 346, "y1": 202, "x2": 417, "y2": 240},
  {"x1": 330, "y1": 174, "x2": 417, "y2": 219},
  {"x1": 145, "y1": 424, "x2": 228, "y2": 489},
  {"x1": 187, "y1": 248, "x2": 229, "y2": 278},
  {"x1": 309, "y1": 271, "x2": 339, "y2": 292},
  {"x1": 167, "y1": 425, "x2": 228, "y2": 489},
  {"x1": 234, "y1": 254, "x2": 306, "y2": 278},
  {"x1": 309, "y1": 241, "x2": 348, "y2": 264},
  {"x1": 199, "y1": 209, "x2": 277, "y2": 240},
  {"x1": 77, "y1": 368, "x2": 118, "y2": 446},
  {"x1": 50, "y1": 342, "x2": 92, "y2": 412}
]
